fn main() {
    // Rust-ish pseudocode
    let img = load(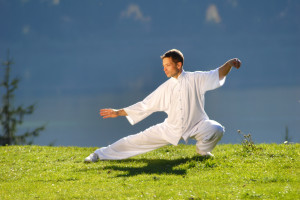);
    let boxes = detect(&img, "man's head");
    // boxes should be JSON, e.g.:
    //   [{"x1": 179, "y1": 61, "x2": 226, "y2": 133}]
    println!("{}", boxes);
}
[
  {"x1": 161, "y1": 49, "x2": 184, "y2": 67},
  {"x1": 161, "y1": 49, "x2": 184, "y2": 79}
]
